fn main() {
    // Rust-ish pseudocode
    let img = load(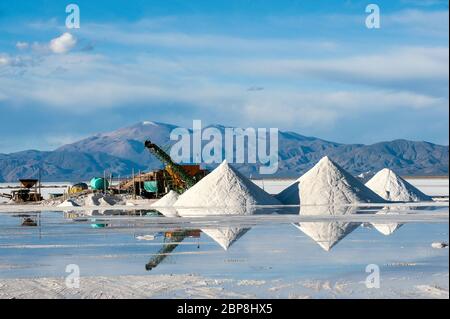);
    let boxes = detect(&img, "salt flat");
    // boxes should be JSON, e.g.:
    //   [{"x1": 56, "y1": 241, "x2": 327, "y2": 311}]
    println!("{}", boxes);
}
[
  {"x1": 0, "y1": 210, "x2": 448, "y2": 299},
  {"x1": 0, "y1": 177, "x2": 448, "y2": 299}
]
